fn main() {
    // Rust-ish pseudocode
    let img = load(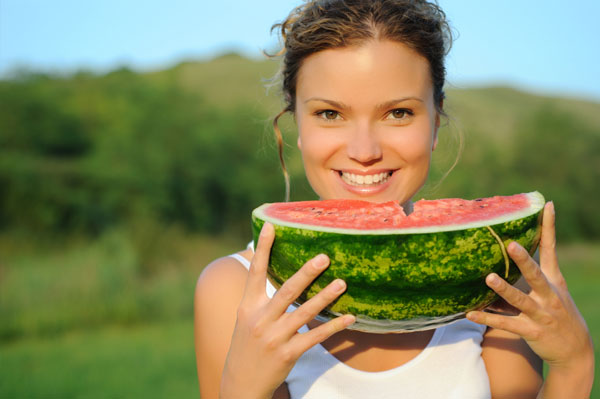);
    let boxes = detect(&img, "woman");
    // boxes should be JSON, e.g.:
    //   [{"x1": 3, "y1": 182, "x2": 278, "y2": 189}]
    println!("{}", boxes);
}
[{"x1": 194, "y1": 1, "x2": 594, "y2": 397}]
